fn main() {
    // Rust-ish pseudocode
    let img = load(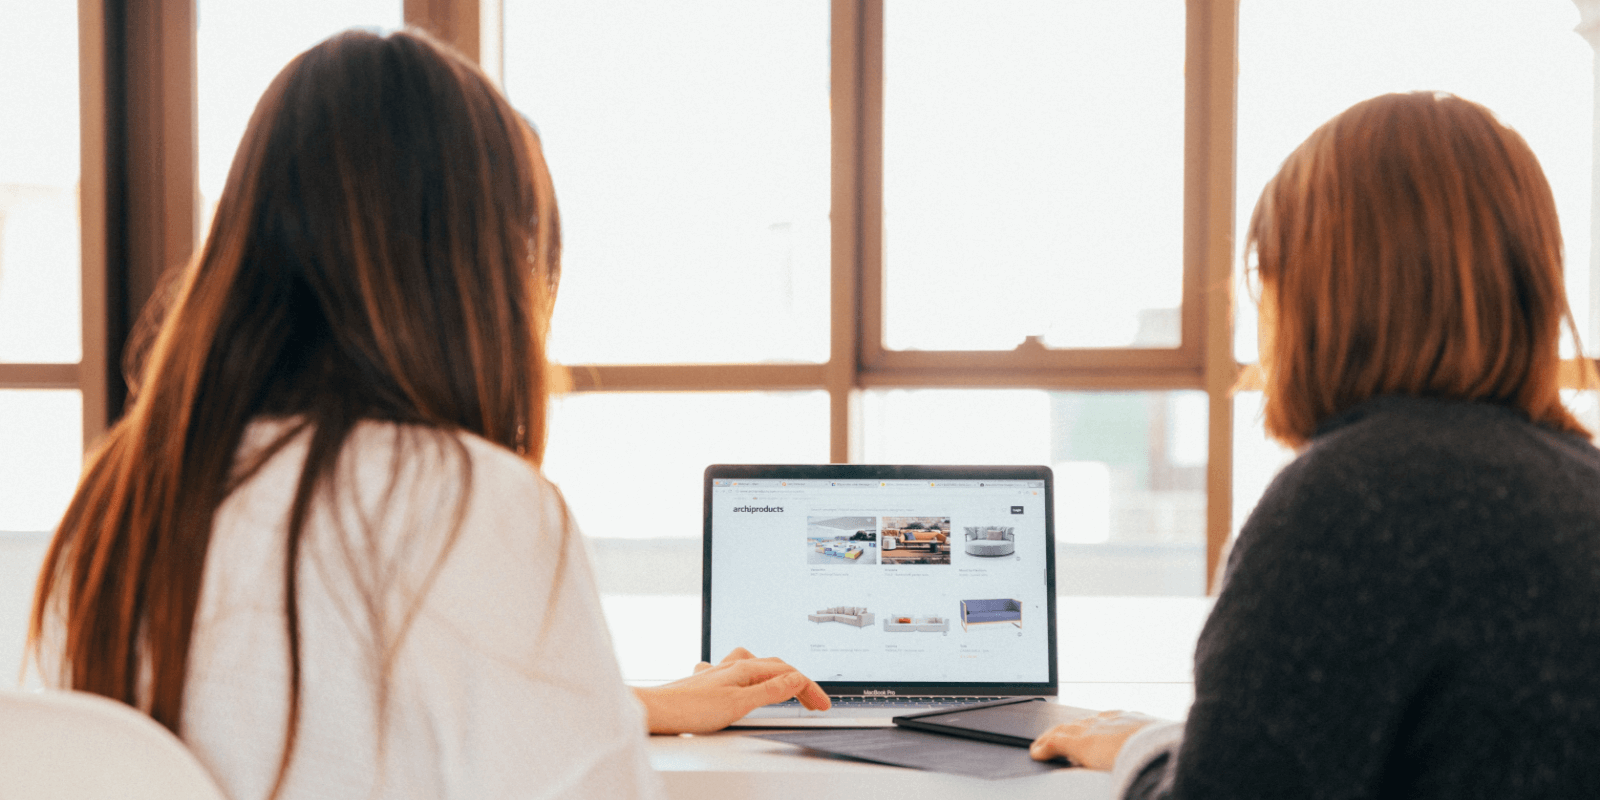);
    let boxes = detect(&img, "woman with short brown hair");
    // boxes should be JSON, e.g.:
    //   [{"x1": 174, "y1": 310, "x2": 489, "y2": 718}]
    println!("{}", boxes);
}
[
  {"x1": 1252, "y1": 91, "x2": 1581, "y2": 447},
  {"x1": 1032, "y1": 92, "x2": 1600, "y2": 797}
]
